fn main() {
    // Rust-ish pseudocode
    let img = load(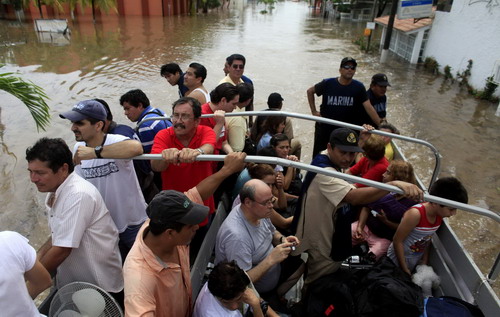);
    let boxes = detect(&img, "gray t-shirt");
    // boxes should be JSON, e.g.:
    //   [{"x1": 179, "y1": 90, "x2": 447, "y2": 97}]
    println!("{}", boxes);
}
[{"x1": 215, "y1": 204, "x2": 280, "y2": 293}]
